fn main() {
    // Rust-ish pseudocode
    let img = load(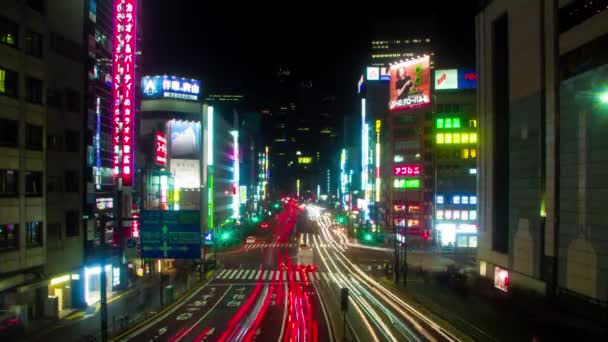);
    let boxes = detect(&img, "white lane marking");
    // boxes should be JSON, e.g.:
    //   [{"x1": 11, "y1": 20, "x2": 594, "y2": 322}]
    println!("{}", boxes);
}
[
  {"x1": 242, "y1": 270, "x2": 252, "y2": 279},
  {"x1": 216, "y1": 269, "x2": 227, "y2": 279},
  {"x1": 222, "y1": 270, "x2": 236, "y2": 279},
  {"x1": 256, "y1": 269, "x2": 263, "y2": 279},
  {"x1": 227, "y1": 270, "x2": 238, "y2": 279},
  {"x1": 234, "y1": 269, "x2": 244, "y2": 279},
  {"x1": 267, "y1": 270, "x2": 274, "y2": 280}
]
